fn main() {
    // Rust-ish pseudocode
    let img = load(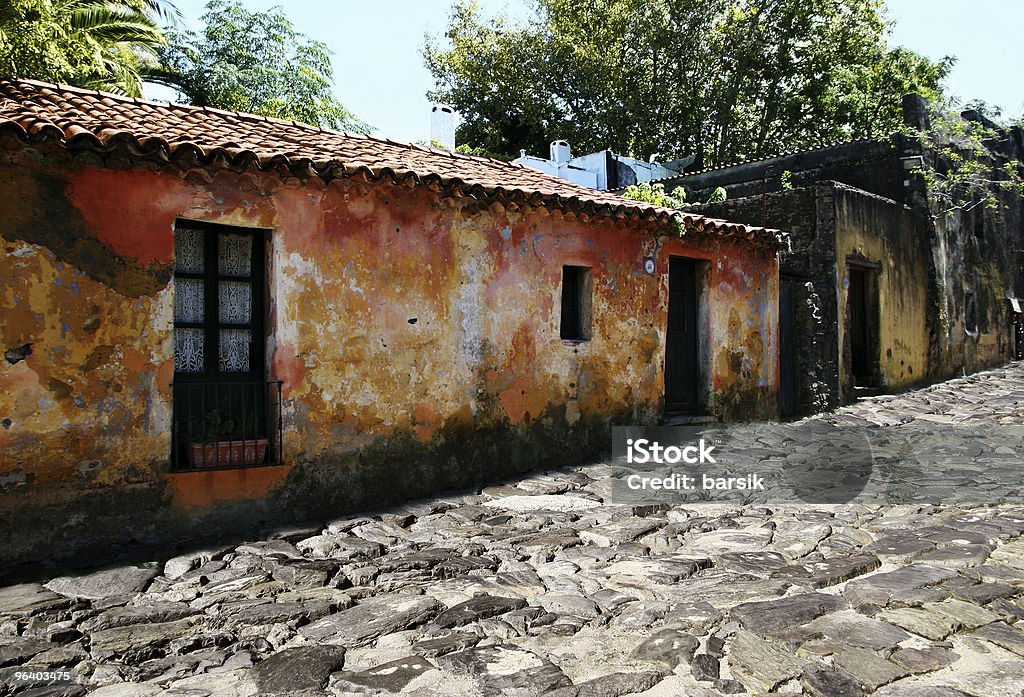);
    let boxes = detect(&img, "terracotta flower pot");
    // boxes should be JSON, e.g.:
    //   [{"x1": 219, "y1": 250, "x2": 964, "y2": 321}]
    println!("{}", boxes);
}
[{"x1": 188, "y1": 438, "x2": 269, "y2": 468}]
